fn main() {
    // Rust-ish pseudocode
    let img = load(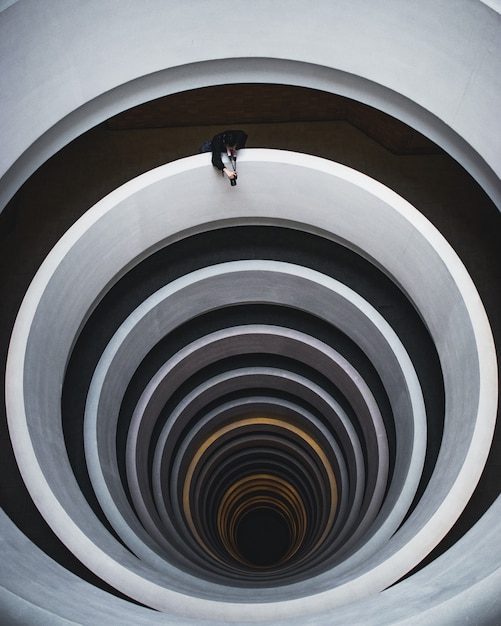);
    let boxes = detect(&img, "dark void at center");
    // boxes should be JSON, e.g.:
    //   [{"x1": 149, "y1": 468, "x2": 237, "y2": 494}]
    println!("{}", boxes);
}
[{"x1": 235, "y1": 508, "x2": 292, "y2": 567}]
